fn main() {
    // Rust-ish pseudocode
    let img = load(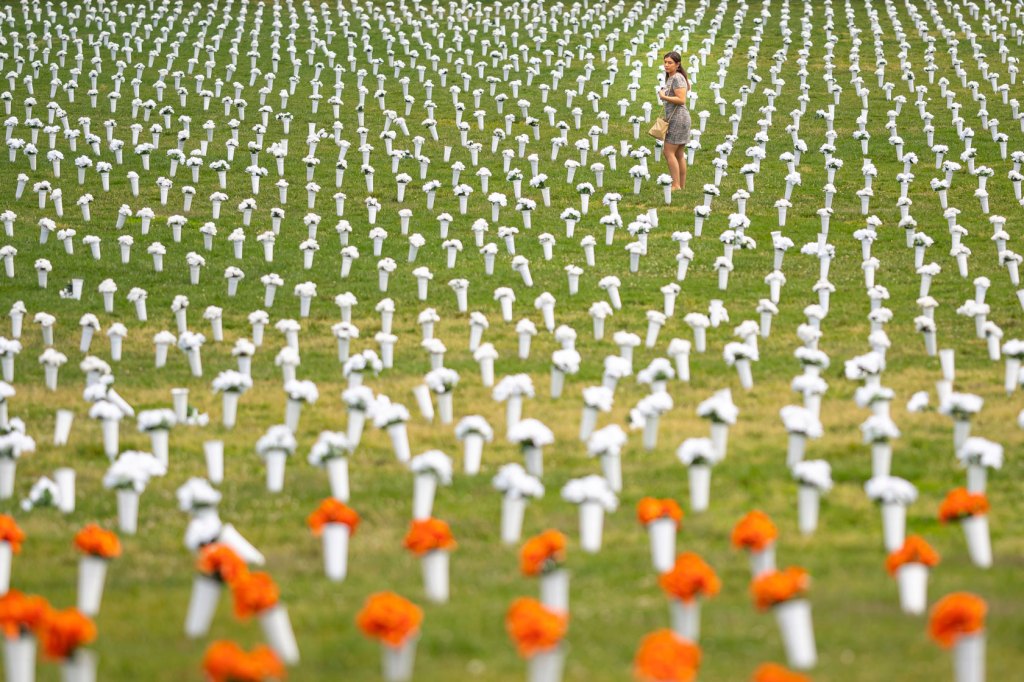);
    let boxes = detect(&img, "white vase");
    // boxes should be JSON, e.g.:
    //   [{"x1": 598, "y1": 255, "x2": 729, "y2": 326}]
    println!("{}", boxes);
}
[
  {"x1": 259, "y1": 605, "x2": 300, "y2": 665},
  {"x1": 749, "y1": 545, "x2": 776, "y2": 577},
  {"x1": 881, "y1": 502, "x2": 906, "y2": 552},
  {"x1": 953, "y1": 632, "x2": 985, "y2": 682},
  {"x1": 523, "y1": 445, "x2": 543, "y2": 477},
  {"x1": 600, "y1": 452, "x2": 622, "y2": 493},
  {"x1": 77, "y1": 555, "x2": 108, "y2": 616},
  {"x1": 388, "y1": 423, "x2": 411, "y2": 463},
  {"x1": 0, "y1": 459, "x2": 15, "y2": 499},
  {"x1": 265, "y1": 451, "x2": 287, "y2": 492},
  {"x1": 184, "y1": 575, "x2": 222, "y2": 638},
  {"x1": 326, "y1": 457, "x2": 349, "y2": 501},
  {"x1": 578, "y1": 501, "x2": 604, "y2": 553},
  {"x1": 60, "y1": 648, "x2": 96, "y2": 682},
  {"x1": 381, "y1": 636, "x2": 418, "y2": 682},
  {"x1": 688, "y1": 464, "x2": 711, "y2": 512},
  {"x1": 117, "y1": 489, "x2": 139, "y2": 534},
  {"x1": 647, "y1": 518, "x2": 676, "y2": 573},
  {"x1": 412, "y1": 474, "x2": 437, "y2": 520},
  {"x1": 528, "y1": 646, "x2": 565, "y2": 682},
  {"x1": 463, "y1": 435, "x2": 484, "y2": 475},
  {"x1": 0, "y1": 541, "x2": 11, "y2": 594},
  {"x1": 896, "y1": 563, "x2": 928, "y2": 615},
  {"x1": 3, "y1": 635, "x2": 35, "y2": 682},
  {"x1": 149, "y1": 429, "x2": 169, "y2": 468},
  {"x1": 669, "y1": 599, "x2": 701, "y2": 642},
  {"x1": 539, "y1": 569, "x2": 569, "y2": 612},
  {"x1": 54, "y1": 410, "x2": 74, "y2": 446},
  {"x1": 347, "y1": 410, "x2": 366, "y2": 448},
  {"x1": 962, "y1": 515, "x2": 992, "y2": 568},
  {"x1": 773, "y1": 599, "x2": 817, "y2": 670},
  {"x1": 421, "y1": 550, "x2": 450, "y2": 603},
  {"x1": 437, "y1": 392, "x2": 453, "y2": 424},
  {"x1": 203, "y1": 441, "x2": 224, "y2": 483},
  {"x1": 797, "y1": 486, "x2": 820, "y2": 535},
  {"x1": 501, "y1": 495, "x2": 526, "y2": 545},
  {"x1": 322, "y1": 523, "x2": 350, "y2": 581}
]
